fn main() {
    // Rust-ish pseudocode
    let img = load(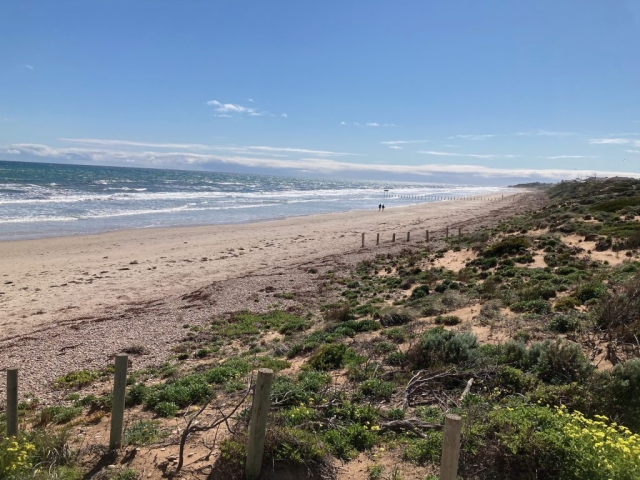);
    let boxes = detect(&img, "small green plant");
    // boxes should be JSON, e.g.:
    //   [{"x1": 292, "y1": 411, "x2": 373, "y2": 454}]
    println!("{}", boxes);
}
[
  {"x1": 358, "y1": 378, "x2": 395, "y2": 401},
  {"x1": 123, "y1": 420, "x2": 162, "y2": 446},
  {"x1": 306, "y1": 343, "x2": 359, "y2": 371},
  {"x1": 154, "y1": 401, "x2": 179, "y2": 417},
  {"x1": 367, "y1": 464, "x2": 384, "y2": 480},
  {"x1": 36, "y1": 406, "x2": 82, "y2": 425},
  {"x1": 435, "y1": 314, "x2": 461, "y2": 326},
  {"x1": 53, "y1": 369, "x2": 101, "y2": 389}
]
